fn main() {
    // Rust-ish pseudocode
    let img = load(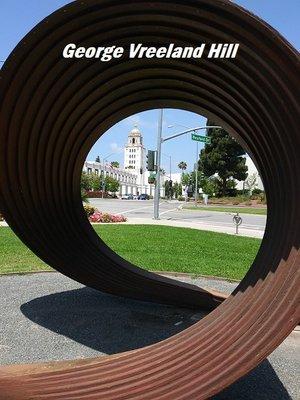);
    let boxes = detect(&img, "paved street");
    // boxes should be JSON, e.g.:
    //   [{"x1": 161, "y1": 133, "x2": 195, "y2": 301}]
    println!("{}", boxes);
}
[
  {"x1": 0, "y1": 273, "x2": 298, "y2": 399},
  {"x1": 89, "y1": 199, "x2": 266, "y2": 238}
]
